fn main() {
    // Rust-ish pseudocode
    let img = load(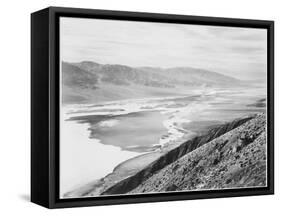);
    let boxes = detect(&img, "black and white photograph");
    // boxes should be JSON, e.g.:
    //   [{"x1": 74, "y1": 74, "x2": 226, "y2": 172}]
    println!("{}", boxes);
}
[
  {"x1": 59, "y1": 17, "x2": 268, "y2": 199},
  {"x1": 0, "y1": 0, "x2": 279, "y2": 213}
]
